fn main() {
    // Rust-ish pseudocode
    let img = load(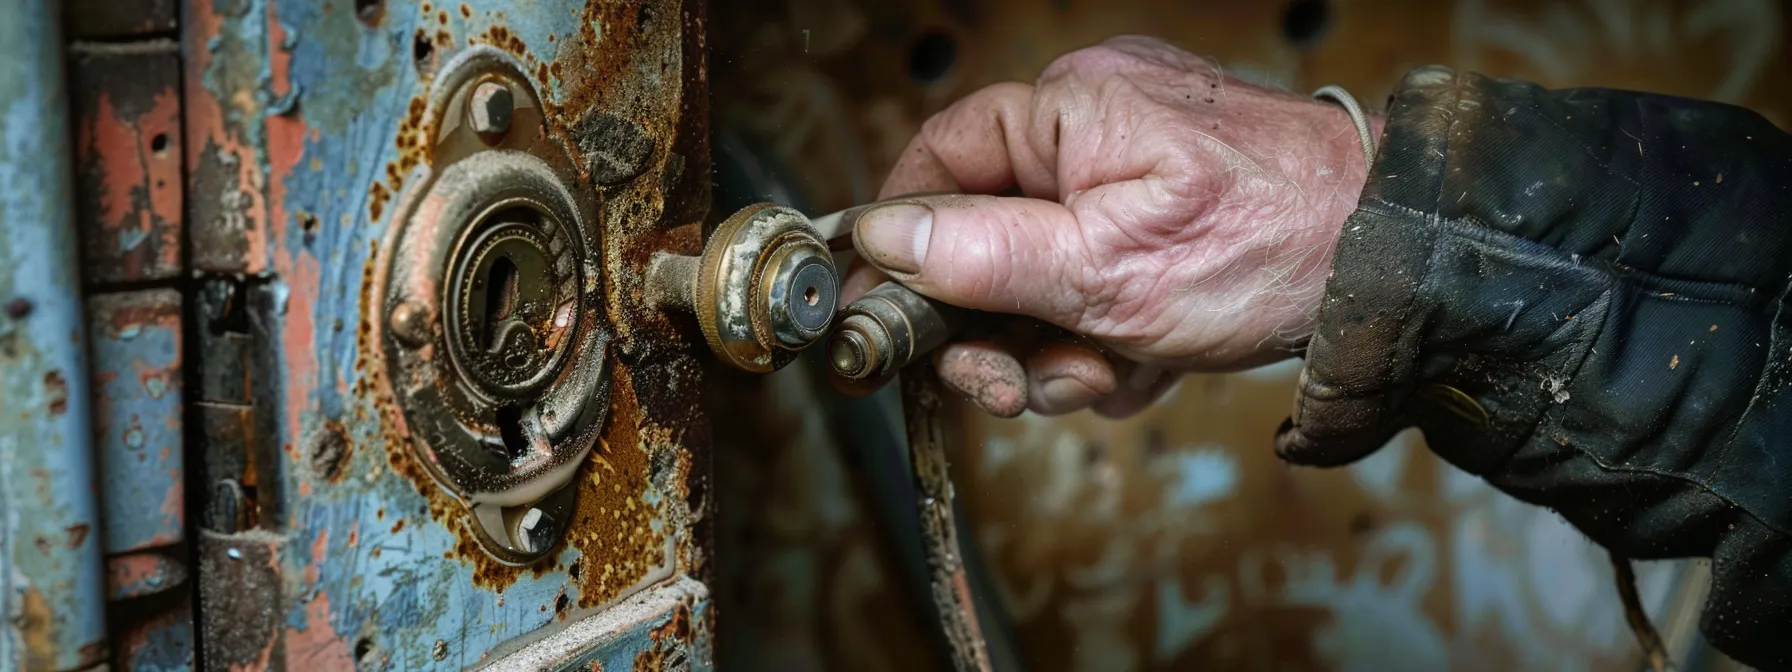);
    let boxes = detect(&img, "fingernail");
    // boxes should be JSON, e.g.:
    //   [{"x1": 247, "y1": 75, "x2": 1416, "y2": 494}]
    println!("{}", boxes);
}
[
  {"x1": 1036, "y1": 376, "x2": 1100, "y2": 414},
  {"x1": 855, "y1": 203, "x2": 932, "y2": 275},
  {"x1": 936, "y1": 344, "x2": 1028, "y2": 418}
]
